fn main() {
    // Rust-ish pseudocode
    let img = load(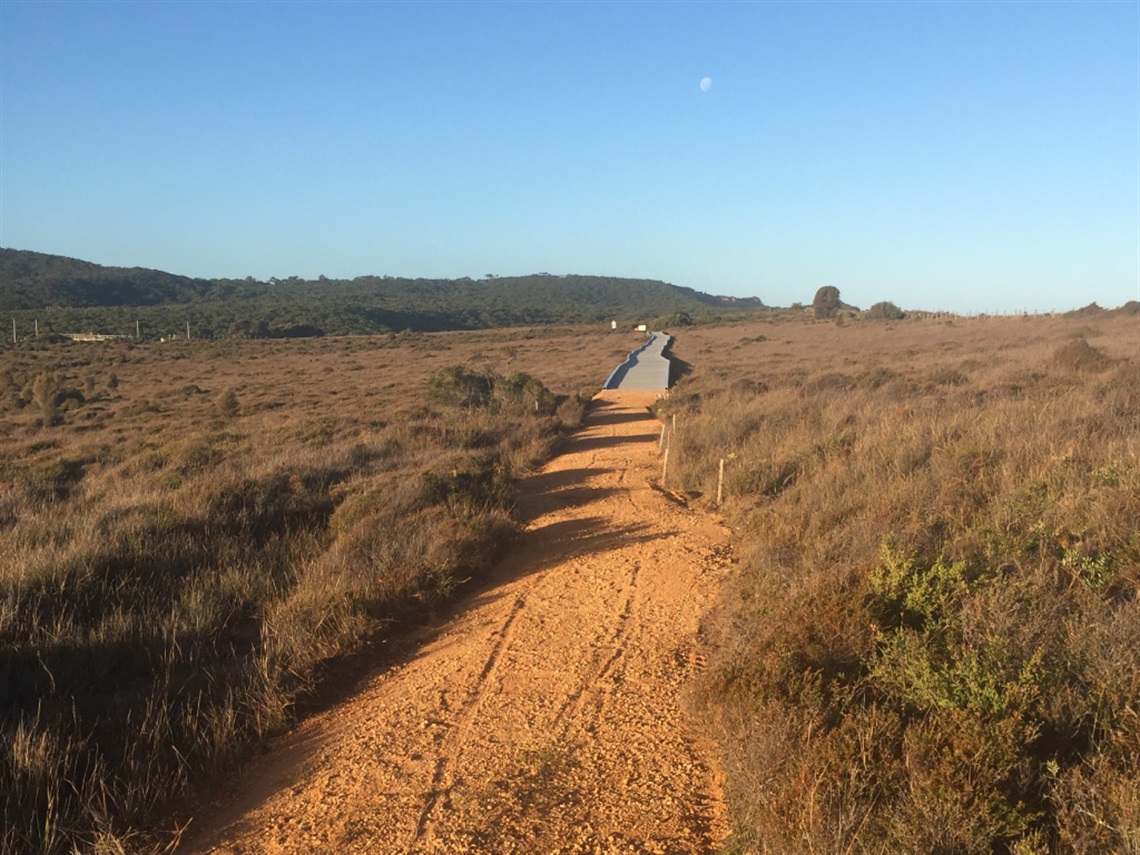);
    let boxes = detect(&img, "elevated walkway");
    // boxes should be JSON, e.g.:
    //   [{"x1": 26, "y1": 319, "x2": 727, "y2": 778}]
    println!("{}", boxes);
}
[{"x1": 603, "y1": 332, "x2": 675, "y2": 391}]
